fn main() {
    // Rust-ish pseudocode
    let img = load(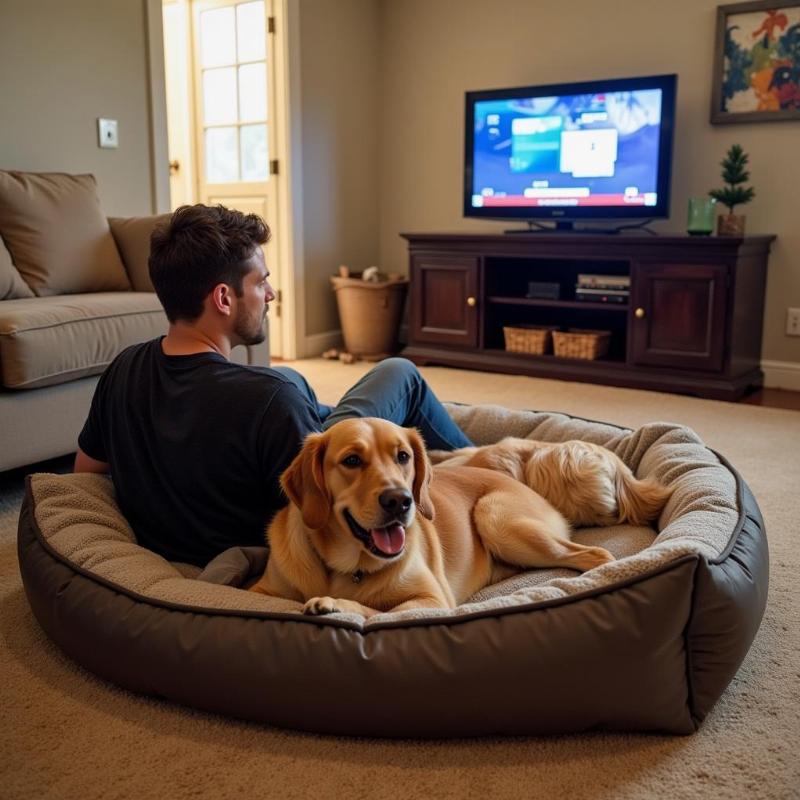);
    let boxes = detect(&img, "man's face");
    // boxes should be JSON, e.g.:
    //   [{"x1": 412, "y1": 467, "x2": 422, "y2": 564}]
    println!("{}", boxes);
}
[{"x1": 233, "y1": 247, "x2": 275, "y2": 346}]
